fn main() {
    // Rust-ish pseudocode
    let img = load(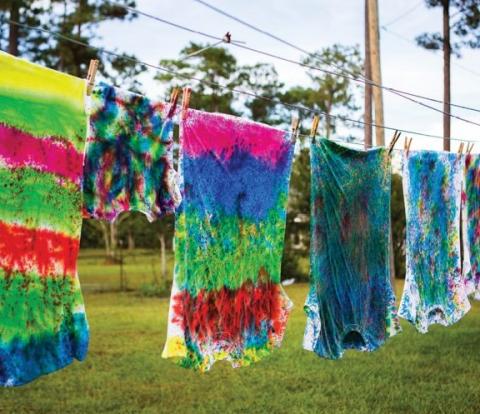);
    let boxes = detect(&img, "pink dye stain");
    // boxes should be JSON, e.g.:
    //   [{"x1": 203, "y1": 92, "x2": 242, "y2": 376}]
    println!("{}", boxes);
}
[
  {"x1": 0, "y1": 124, "x2": 83, "y2": 184},
  {"x1": 182, "y1": 109, "x2": 291, "y2": 167}
]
